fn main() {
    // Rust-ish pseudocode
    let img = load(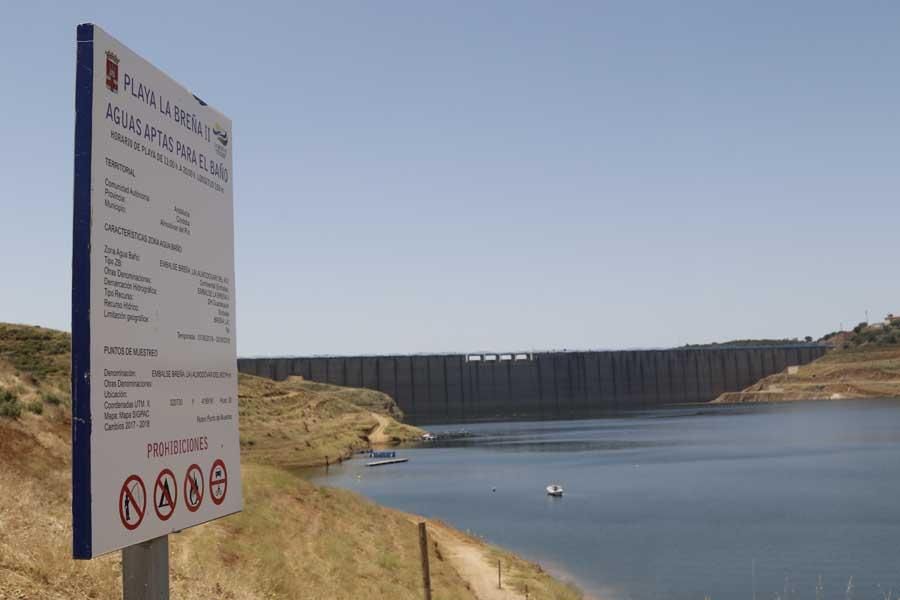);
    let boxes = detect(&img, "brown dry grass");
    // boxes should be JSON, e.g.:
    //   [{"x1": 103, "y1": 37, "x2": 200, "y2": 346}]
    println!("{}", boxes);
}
[
  {"x1": 0, "y1": 410, "x2": 582, "y2": 599},
  {"x1": 0, "y1": 409, "x2": 478, "y2": 600},
  {"x1": 238, "y1": 373, "x2": 423, "y2": 467}
]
